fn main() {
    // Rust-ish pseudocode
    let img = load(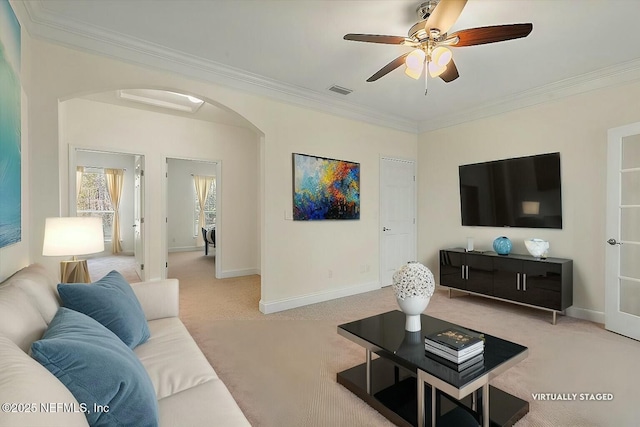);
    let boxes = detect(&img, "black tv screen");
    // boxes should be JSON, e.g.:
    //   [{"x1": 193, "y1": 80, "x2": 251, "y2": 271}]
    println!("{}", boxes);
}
[{"x1": 459, "y1": 152, "x2": 562, "y2": 229}]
